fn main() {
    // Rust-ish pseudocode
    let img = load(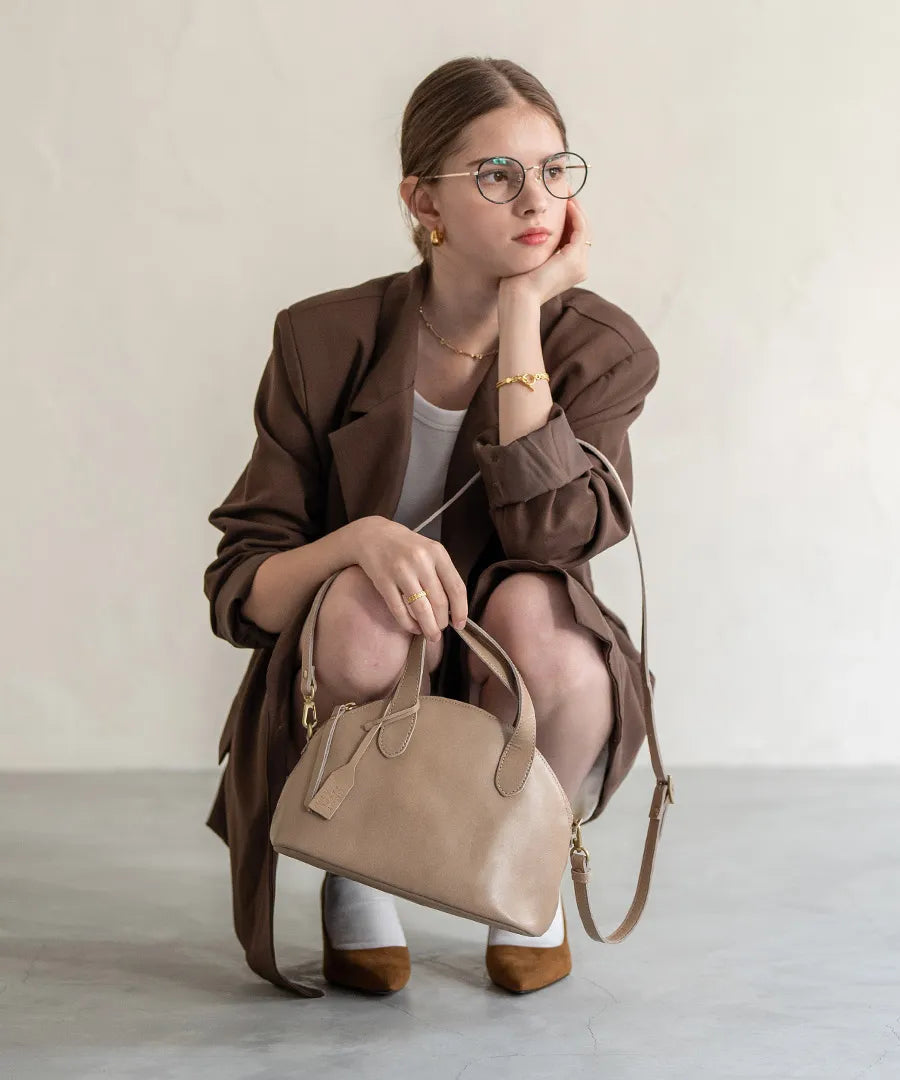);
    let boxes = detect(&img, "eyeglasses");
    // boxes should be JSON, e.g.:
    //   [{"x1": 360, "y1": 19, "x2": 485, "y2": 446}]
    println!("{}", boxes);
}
[{"x1": 418, "y1": 151, "x2": 590, "y2": 204}]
